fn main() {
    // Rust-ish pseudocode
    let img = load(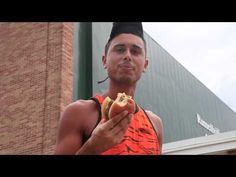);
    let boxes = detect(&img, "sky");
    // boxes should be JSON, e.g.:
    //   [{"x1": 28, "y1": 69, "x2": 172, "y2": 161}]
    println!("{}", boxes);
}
[{"x1": 143, "y1": 22, "x2": 236, "y2": 113}]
